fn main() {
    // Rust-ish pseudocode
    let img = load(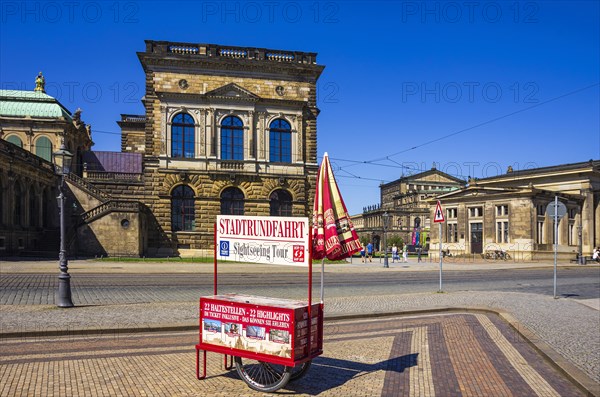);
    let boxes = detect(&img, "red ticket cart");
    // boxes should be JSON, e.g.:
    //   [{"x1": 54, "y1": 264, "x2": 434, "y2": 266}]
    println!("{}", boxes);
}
[{"x1": 195, "y1": 215, "x2": 324, "y2": 392}]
